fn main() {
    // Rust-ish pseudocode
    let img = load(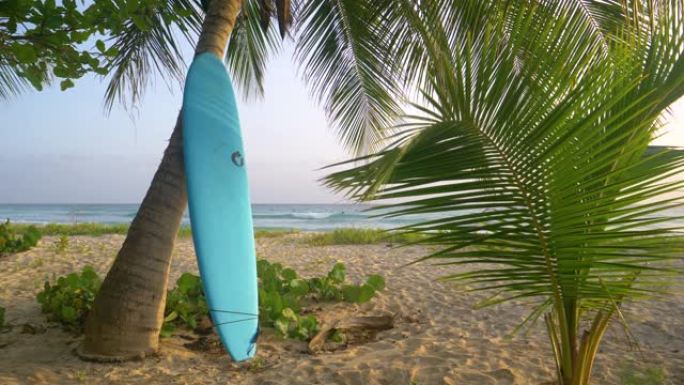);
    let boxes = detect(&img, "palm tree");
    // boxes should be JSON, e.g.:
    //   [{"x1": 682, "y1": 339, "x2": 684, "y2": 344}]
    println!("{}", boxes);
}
[
  {"x1": 79, "y1": 0, "x2": 404, "y2": 360},
  {"x1": 325, "y1": 1, "x2": 684, "y2": 384}
]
